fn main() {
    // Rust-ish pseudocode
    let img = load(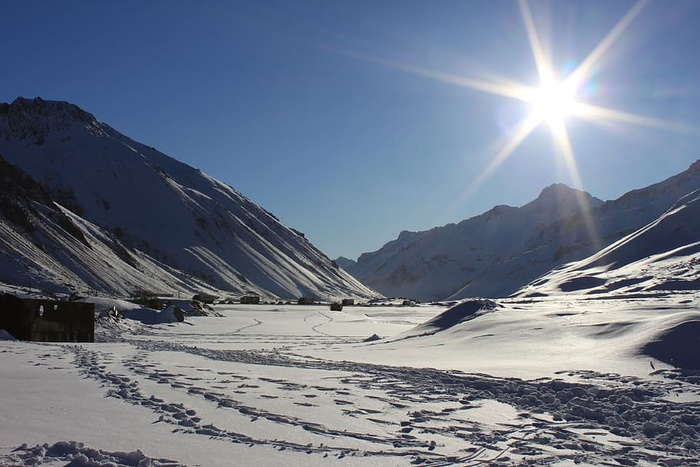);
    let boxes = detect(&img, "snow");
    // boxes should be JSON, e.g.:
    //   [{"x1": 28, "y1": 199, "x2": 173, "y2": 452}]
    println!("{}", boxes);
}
[{"x1": 2, "y1": 294, "x2": 699, "y2": 466}]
